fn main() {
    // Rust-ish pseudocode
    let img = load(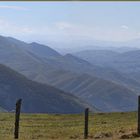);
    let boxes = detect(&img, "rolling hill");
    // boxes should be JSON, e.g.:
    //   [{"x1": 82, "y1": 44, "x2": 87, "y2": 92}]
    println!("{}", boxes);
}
[
  {"x1": 0, "y1": 64, "x2": 95, "y2": 113},
  {"x1": 29, "y1": 42, "x2": 61, "y2": 58},
  {"x1": 74, "y1": 50, "x2": 119, "y2": 66},
  {"x1": 74, "y1": 49, "x2": 140, "y2": 84},
  {"x1": 40, "y1": 70, "x2": 138, "y2": 112},
  {"x1": 28, "y1": 48, "x2": 140, "y2": 94}
]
